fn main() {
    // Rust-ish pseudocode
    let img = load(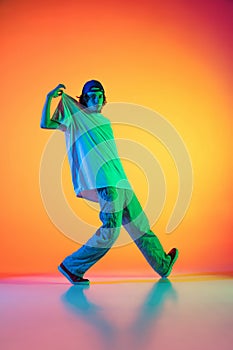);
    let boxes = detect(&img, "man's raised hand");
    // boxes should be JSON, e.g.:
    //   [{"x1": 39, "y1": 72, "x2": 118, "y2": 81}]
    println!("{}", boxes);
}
[{"x1": 47, "y1": 84, "x2": 66, "y2": 98}]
